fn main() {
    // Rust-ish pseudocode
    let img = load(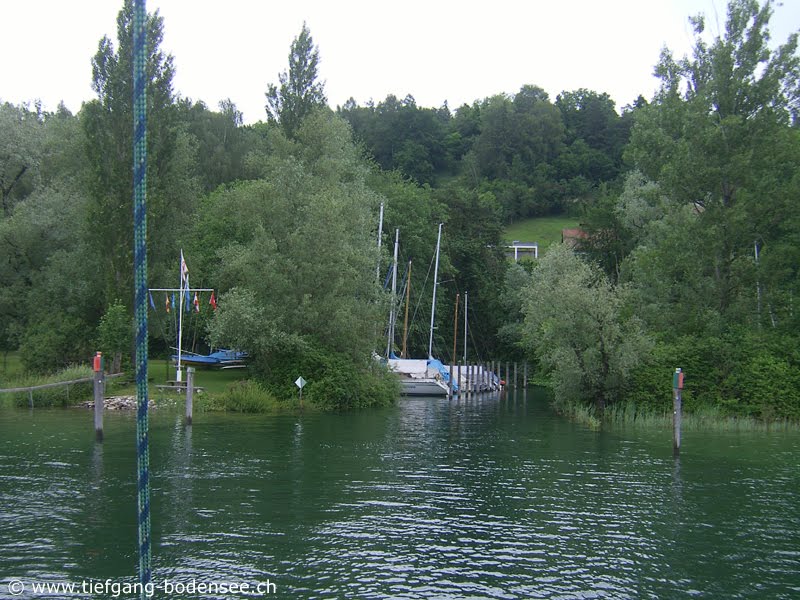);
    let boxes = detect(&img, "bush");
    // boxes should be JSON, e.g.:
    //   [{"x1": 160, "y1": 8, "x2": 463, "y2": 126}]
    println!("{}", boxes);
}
[
  {"x1": 206, "y1": 380, "x2": 280, "y2": 413},
  {"x1": 626, "y1": 331, "x2": 800, "y2": 421},
  {"x1": 258, "y1": 345, "x2": 399, "y2": 410},
  {"x1": 19, "y1": 314, "x2": 94, "y2": 374}
]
